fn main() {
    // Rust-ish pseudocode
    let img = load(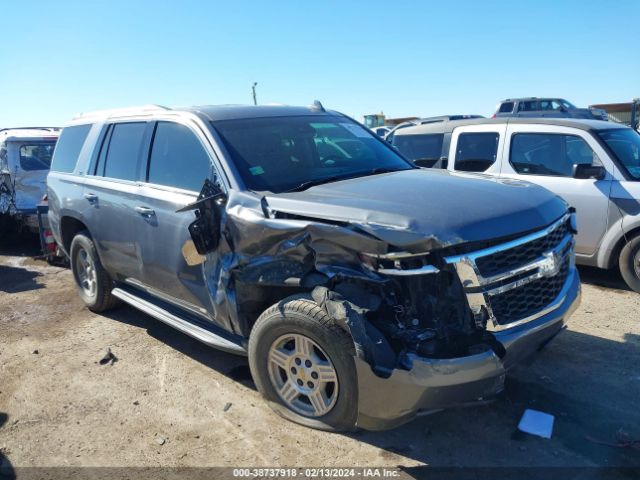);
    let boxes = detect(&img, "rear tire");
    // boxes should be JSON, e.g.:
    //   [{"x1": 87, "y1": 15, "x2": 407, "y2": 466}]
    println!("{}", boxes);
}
[
  {"x1": 248, "y1": 296, "x2": 358, "y2": 432},
  {"x1": 619, "y1": 235, "x2": 640, "y2": 293},
  {"x1": 70, "y1": 231, "x2": 119, "y2": 312}
]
